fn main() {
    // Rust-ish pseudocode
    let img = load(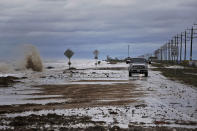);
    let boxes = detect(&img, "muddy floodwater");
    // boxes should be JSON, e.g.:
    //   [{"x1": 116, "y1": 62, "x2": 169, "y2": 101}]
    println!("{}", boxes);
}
[{"x1": 0, "y1": 60, "x2": 197, "y2": 130}]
